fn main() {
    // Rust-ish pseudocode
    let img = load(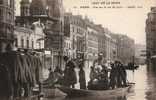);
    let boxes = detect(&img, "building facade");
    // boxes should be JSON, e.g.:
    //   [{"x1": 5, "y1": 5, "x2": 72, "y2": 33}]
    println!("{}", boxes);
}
[
  {"x1": 135, "y1": 44, "x2": 146, "y2": 65},
  {"x1": 146, "y1": 7, "x2": 156, "y2": 68},
  {"x1": 103, "y1": 31, "x2": 117, "y2": 62},
  {"x1": 0, "y1": 0, "x2": 14, "y2": 45},
  {"x1": 115, "y1": 34, "x2": 135, "y2": 64},
  {"x1": 84, "y1": 18, "x2": 99, "y2": 67},
  {"x1": 64, "y1": 13, "x2": 87, "y2": 61},
  {"x1": 20, "y1": 0, "x2": 30, "y2": 16},
  {"x1": 14, "y1": 21, "x2": 45, "y2": 50},
  {"x1": 96, "y1": 25, "x2": 106, "y2": 59},
  {"x1": 16, "y1": 0, "x2": 65, "y2": 69}
]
